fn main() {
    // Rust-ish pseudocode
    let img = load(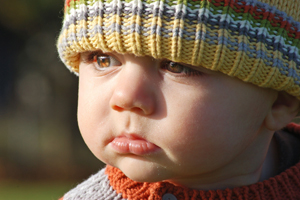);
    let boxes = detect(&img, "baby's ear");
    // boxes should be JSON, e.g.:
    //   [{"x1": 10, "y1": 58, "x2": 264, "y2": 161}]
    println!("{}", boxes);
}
[{"x1": 265, "y1": 92, "x2": 300, "y2": 131}]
